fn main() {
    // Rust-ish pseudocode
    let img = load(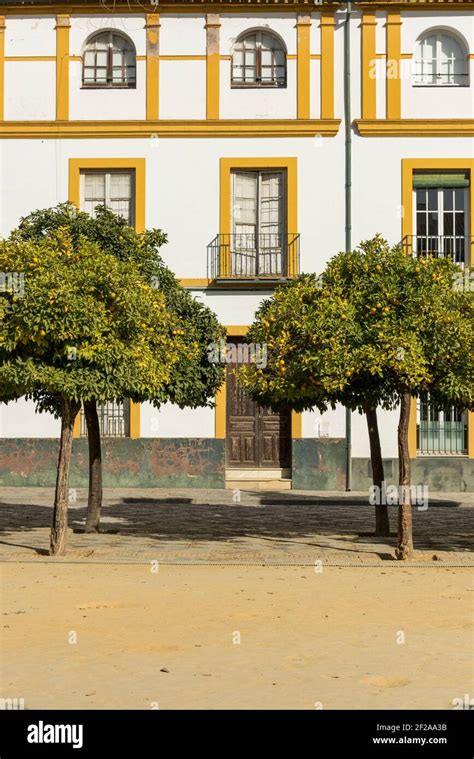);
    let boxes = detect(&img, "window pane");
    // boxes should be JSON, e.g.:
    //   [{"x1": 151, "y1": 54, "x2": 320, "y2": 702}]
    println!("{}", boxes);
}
[
  {"x1": 84, "y1": 173, "x2": 106, "y2": 201},
  {"x1": 110, "y1": 173, "x2": 132, "y2": 199}
]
